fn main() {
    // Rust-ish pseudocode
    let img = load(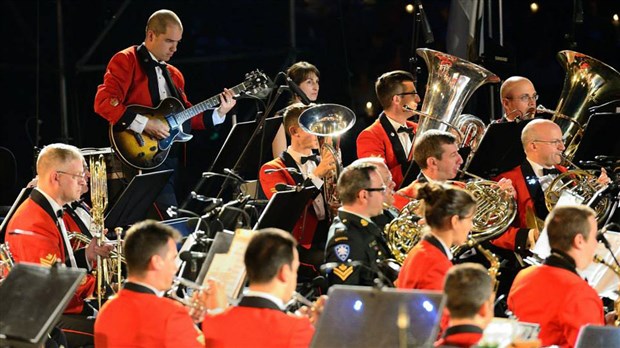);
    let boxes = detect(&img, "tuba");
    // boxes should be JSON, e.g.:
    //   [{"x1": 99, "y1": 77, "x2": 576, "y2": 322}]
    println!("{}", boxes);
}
[
  {"x1": 413, "y1": 48, "x2": 499, "y2": 145},
  {"x1": 552, "y1": 51, "x2": 620, "y2": 160},
  {"x1": 298, "y1": 103, "x2": 356, "y2": 211}
]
